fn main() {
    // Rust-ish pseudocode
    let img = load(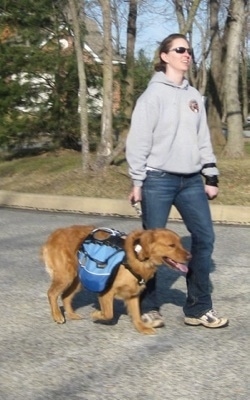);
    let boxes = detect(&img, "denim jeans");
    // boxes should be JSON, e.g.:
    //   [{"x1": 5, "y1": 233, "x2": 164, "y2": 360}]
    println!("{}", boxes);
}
[{"x1": 140, "y1": 170, "x2": 214, "y2": 317}]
